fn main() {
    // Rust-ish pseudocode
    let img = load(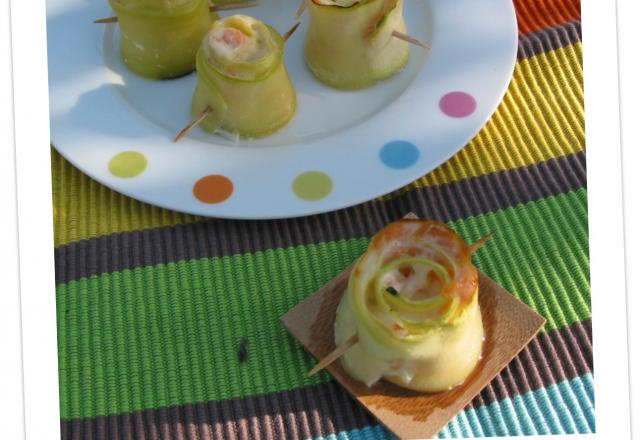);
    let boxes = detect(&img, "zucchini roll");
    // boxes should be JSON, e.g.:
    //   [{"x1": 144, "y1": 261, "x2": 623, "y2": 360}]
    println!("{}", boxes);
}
[
  {"x1": 335, "y1": 220, "x2": 485, "y2": 392},
  {"x1": 108, "y1": 0, "x2": 215, "y2": 79},
  {"x1": 304, "y1": 0, "x2": 410, "y2": 89},
  {"x1": 190, "y1": 15, "x2": 297, "y2": 138}
]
